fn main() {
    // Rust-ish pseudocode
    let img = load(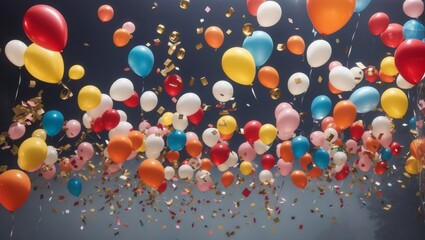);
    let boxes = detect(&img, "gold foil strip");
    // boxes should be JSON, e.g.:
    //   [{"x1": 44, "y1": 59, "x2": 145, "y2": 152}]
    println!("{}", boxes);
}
[
  {"x1": 29, "y1": 80, "x2": 36, "y2": 88},
  {"x1": 225, "y1": 7, "x2": 234, "y2": 17},
  {"x1": 156, "y1": 24, "x2": 165, "y2": 34},
  {"x1": 177, "y1": 48, "x2": 186, "y2": 60},
  {"x1": 277, "y1": 44, "x2": 286, "y2": 51},
  {"x1": 196, "y1": 27, "x2": 204, "y2": 34},
  {"x1": 157, "y1": 106, "x2": 165, "y2": 115},
  {"x1": 188, "y1": 77, "x2": 195, "y2": 86},
  {"x1": 269, "y1": 88, "x2": 281, "y2": 100},
  {"x1": 226, "y1": 29, "x2": 232, "y2": 35},
  {"x1": 60, "y1": 82, "x2": 73, "y2": 100},
  {"x1": 180, "y1": 0, "x2": 190, "y2": 9},
  {"x1": 242, "y1": 23, "x2": 253, "y2": 36},
  {"x1": 195, "y1": 43, "x2": 203, "y2": 50},
  {"x1": 169, "y1": 31, "x2": 181, "y2": 43},
  {"x1": 200, "y1": 77, "x2": 208, "y2": 86}
]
